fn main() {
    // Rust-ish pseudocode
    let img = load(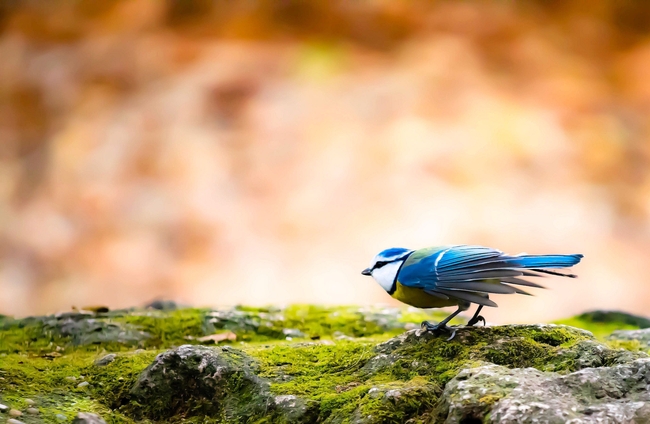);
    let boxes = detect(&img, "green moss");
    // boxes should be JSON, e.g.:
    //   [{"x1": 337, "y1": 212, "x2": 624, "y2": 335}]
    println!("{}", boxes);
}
[
  {"x1": 254, "y1": 341, "x2": 375, "y2": 419},
  {"x1": 118, "y1": 308, "x2": 215, "y2": 348},
  {"x1": 0, "y1": 313, "x2": 153, "y2": 355},
  {"x1": 244, "y1": 325, "x2": 593, "y2": 422},
  {"x1": 482, "y1": 338, "x2": 553, "y2": 368},
  {"x1": 0, "y1": 306, "x2": 450, "y2": 355},
  {"x1": 367, "y1": 325, "x2": 594, "y2": 388},
  {"x1": 1, "y1": 306, "x2": 647, "y2": 423},
  {"x1": 0, "y1": 305, "x2": 454, "y2": 423},
  {"x1": 89, "y1": 351, "x2": 160, "y2": 411},
  {"x1": 0, "y1": 305, "x2": 444, "y2": 423},
  {"x1": 221, "y1": 305, "x2": 452, "y2": 341},
  {"x1": 252, "y1": 340, "x2": 439, "y2": 421},
  {"x1": 0, "y1": 318, "x2": 69, "y2": 354},
  {"x1": 605, "y1": 339, "x2": 645, "y2": 352},
  {"x1": 0, "y1": 352, "x2": 138, "y2": 423}
]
